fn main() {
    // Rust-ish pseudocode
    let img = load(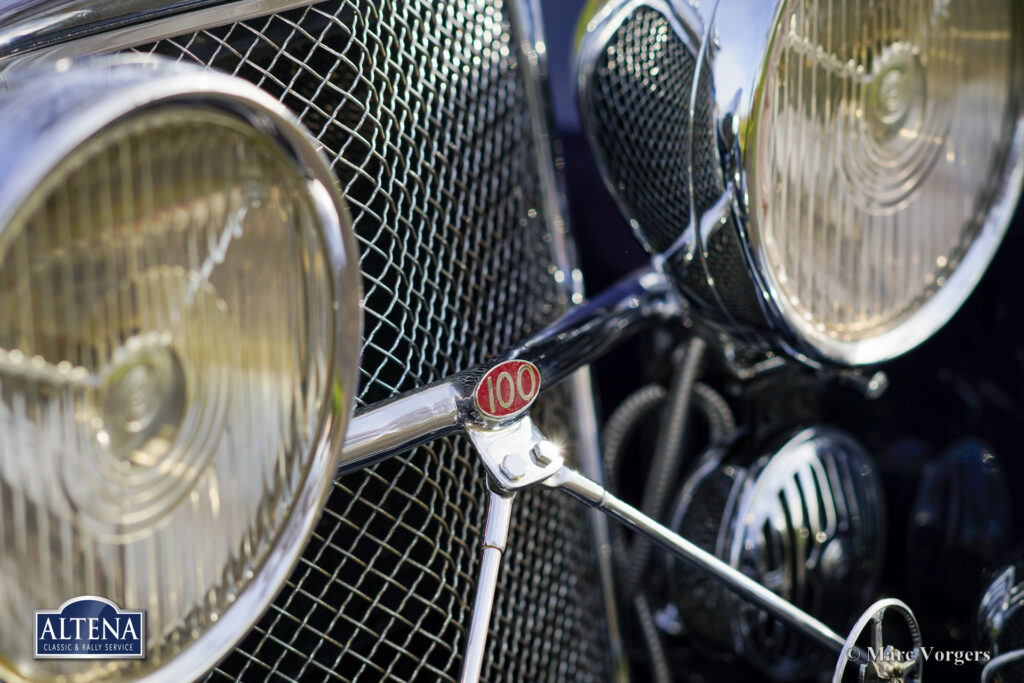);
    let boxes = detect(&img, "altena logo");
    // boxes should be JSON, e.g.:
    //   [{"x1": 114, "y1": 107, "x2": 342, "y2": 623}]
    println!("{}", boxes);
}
[{"x1": 34, "y1": 596, "x2": 145, "y2": 659}]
